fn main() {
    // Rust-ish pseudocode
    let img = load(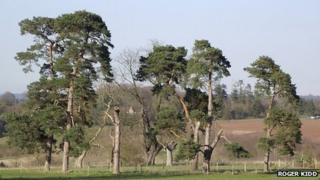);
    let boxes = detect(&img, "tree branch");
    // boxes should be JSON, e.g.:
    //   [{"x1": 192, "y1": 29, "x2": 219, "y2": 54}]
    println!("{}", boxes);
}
[{"x1": 210, "y1": 129, "x2": 223, "y2": 149}]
